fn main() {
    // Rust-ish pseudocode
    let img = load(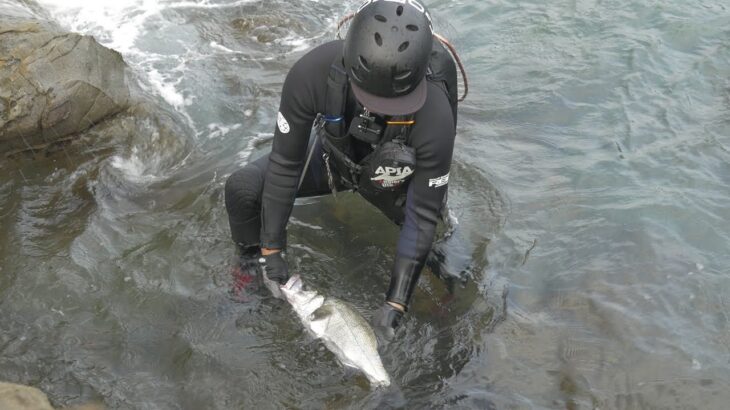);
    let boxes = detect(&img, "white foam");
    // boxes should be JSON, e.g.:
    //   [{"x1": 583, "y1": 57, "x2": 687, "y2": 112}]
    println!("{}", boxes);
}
[
  {"x1": 210, "y1": 41, "x2": 237, "y2": 54},
  {"x1": 237, "y1": 133, "x2": 273, "y2": 166},
  {"x1": 36, "y1": 0, "x2": 261, "y2": 54},
  {"x1": 166, "y1": 0, "x2": 257, "y2": 10},
  {"x1": 289, "y1": 217, "x2": 323, "y2": 230},
  {"x1": 207, "y1": 123, "x2": 242, "y2": 139},
  {"x1": 691, "y1": 359, "x2": 702, "y2": 370},
  {"x1": 0, "y1": 0, "x2": 34, "y2": 18},
  {"x1": 146, "y1": 68, "x2": 188, "y2": 109},
  {"x1": 110, "y1": 145, "x2": 164, "y2": 184},
  {"x1": 36, "y1": 0, "x2": 165, "y2": 54},
  {"x1": 33, "y1": 0, "x2": 333, "y2": 139},
  {"x1": 276, "y1": 36, "x2": 311, "y2": 52}
]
